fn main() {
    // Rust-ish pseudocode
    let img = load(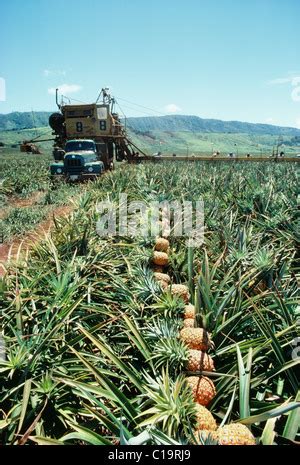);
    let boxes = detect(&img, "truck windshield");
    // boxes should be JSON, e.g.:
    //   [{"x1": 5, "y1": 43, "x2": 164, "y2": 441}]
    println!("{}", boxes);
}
[{"x1": 65, "y1": 141, "x2": 96, "y2": 152}]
